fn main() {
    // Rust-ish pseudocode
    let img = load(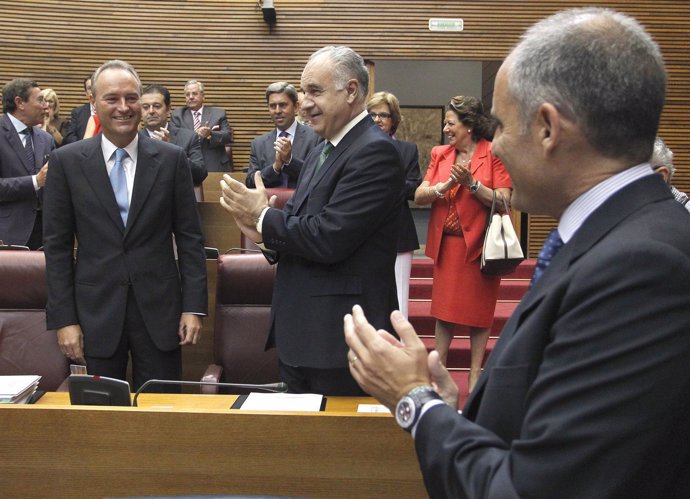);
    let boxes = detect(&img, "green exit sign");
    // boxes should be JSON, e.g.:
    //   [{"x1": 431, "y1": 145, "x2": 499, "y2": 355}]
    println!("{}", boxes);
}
[{"x1": 428, "y1": 18, "x2": 464, "y2": 32}]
